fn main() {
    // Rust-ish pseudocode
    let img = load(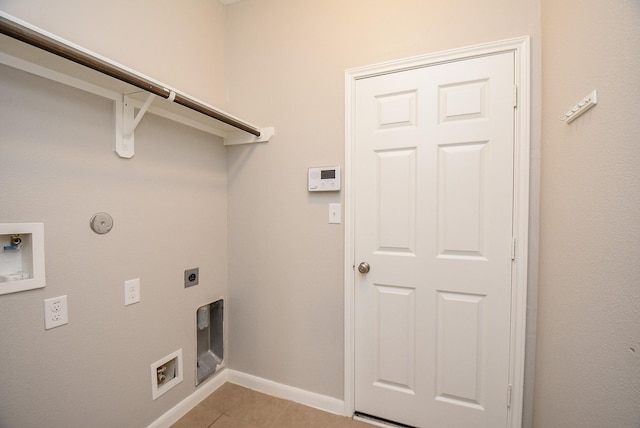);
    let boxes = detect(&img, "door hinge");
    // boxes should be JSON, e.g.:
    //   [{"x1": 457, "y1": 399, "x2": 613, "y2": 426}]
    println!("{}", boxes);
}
[
  {"x1": 511, "y1": 237, "x2": 516, "y2": 260},
  {"x1": 513, "y1": 85, "x2": 518, "y2": 108},
  {"x1": 507, "y1": 385, "x2": 513, "y2": 408}
]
